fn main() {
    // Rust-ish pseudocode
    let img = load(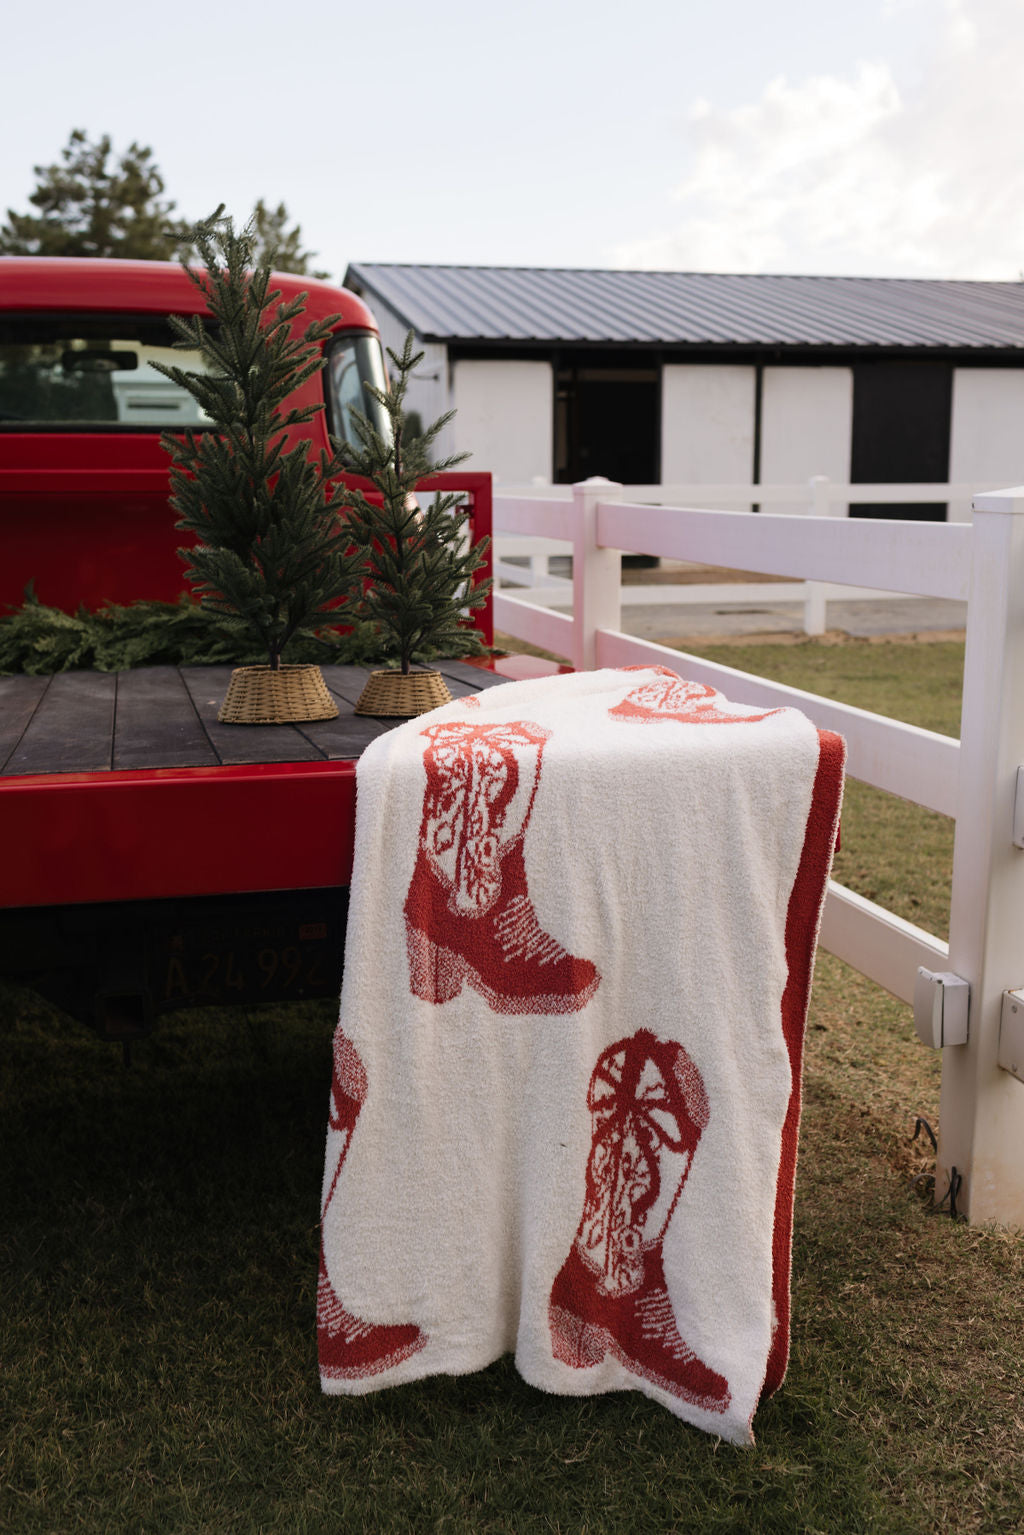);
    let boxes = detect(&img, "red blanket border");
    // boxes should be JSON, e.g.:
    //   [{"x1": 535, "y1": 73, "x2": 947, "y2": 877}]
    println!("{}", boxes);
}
[{"x1": 761, "y1": 728, "x2": 846, "y2": 1402}]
